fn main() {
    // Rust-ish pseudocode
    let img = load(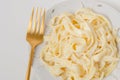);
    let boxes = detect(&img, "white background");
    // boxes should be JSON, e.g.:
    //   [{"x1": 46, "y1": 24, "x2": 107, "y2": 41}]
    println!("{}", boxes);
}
[{"x1": 0, "y1": 0, "x2": 120, "y2": 80}]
